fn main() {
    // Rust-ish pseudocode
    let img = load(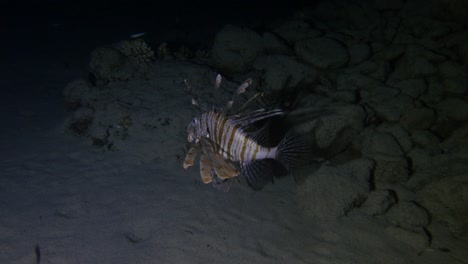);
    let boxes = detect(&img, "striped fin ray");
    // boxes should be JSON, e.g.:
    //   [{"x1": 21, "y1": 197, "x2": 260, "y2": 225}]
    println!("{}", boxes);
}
[
  {"x1": 242, "y1": 159, "x2": 288, "y2": 190},
  {"x1": 183, "y1": 145, "x2": 200, "y2": 169},
  {"x1": 201, "y1": 137, "x2": 240, "y2": 180},
  {"x1": 199, "y1": 152, "x2": 213, "y2": 184},
  {"x1": 229, "y1": 109, "x2": 284, "y2": 128}
]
